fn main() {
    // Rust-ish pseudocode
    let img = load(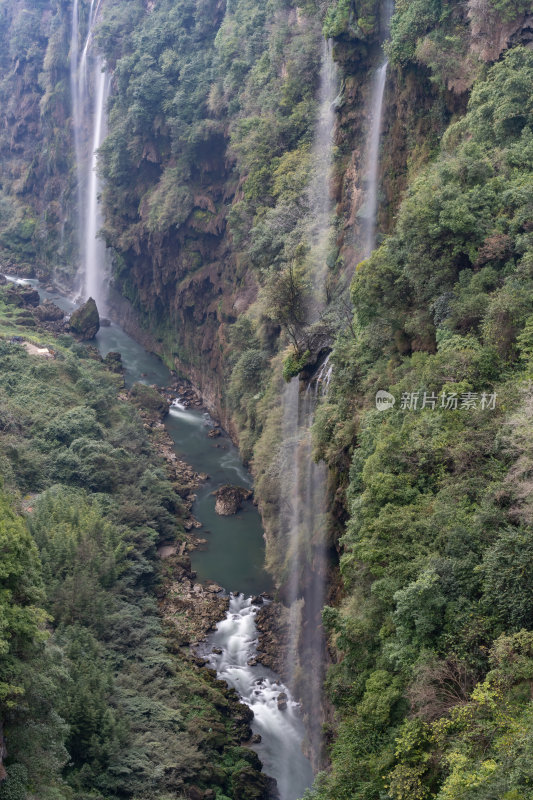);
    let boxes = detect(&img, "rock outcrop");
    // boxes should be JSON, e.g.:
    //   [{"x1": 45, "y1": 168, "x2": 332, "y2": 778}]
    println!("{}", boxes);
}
[
  {"x1": 69, "y1": 297, "x2": 100, "y2": 340},
  {"x1": 4, "y1": 283, "x2": 40, "y2": 308},
  {"x1": 34, "y1": 299, "x2": 64, "y2": 322},
  {"x1": 103, "y1": 351, "x2": 123, "y2": 374},
  {"x1": 213, "y1": 485, "x2": 252, "y2": 516}
]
